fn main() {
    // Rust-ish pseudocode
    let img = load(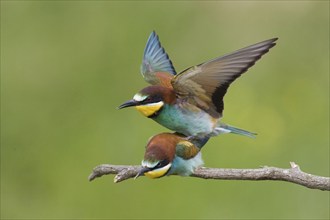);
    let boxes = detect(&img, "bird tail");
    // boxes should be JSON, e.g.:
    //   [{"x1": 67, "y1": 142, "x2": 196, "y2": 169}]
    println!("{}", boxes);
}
[{"x1": 215, "y1": 123, "x2": 257, "y2": 138}]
